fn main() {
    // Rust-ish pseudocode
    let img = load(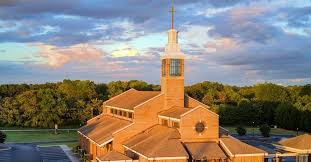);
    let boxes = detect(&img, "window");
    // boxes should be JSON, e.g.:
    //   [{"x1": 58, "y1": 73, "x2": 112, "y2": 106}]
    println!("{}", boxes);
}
[
  {"x1": 172, "y1": 121, "x2": 180, "y2": 128},
  {"x1": 122, "y1": 111, "x2": 127, "y2": 117},
  {"x1": 110, "y1": 109, "x2": 113, "y2": 114},
  {"x1": 170, "y1": 59, "x2": 182, "y2": 76},
  {"x1": 118, "y1": 110, "x2": 122, "y2": 116},
  {"x1": 128, "y1": 112, "x2": 133, "y2": 119},
  {"x1": 162, "y1": 59, "x2": 166, "y2": 76},
  {"x1": 162, "y1": 119, "x2": 168, "y2": 126}
]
